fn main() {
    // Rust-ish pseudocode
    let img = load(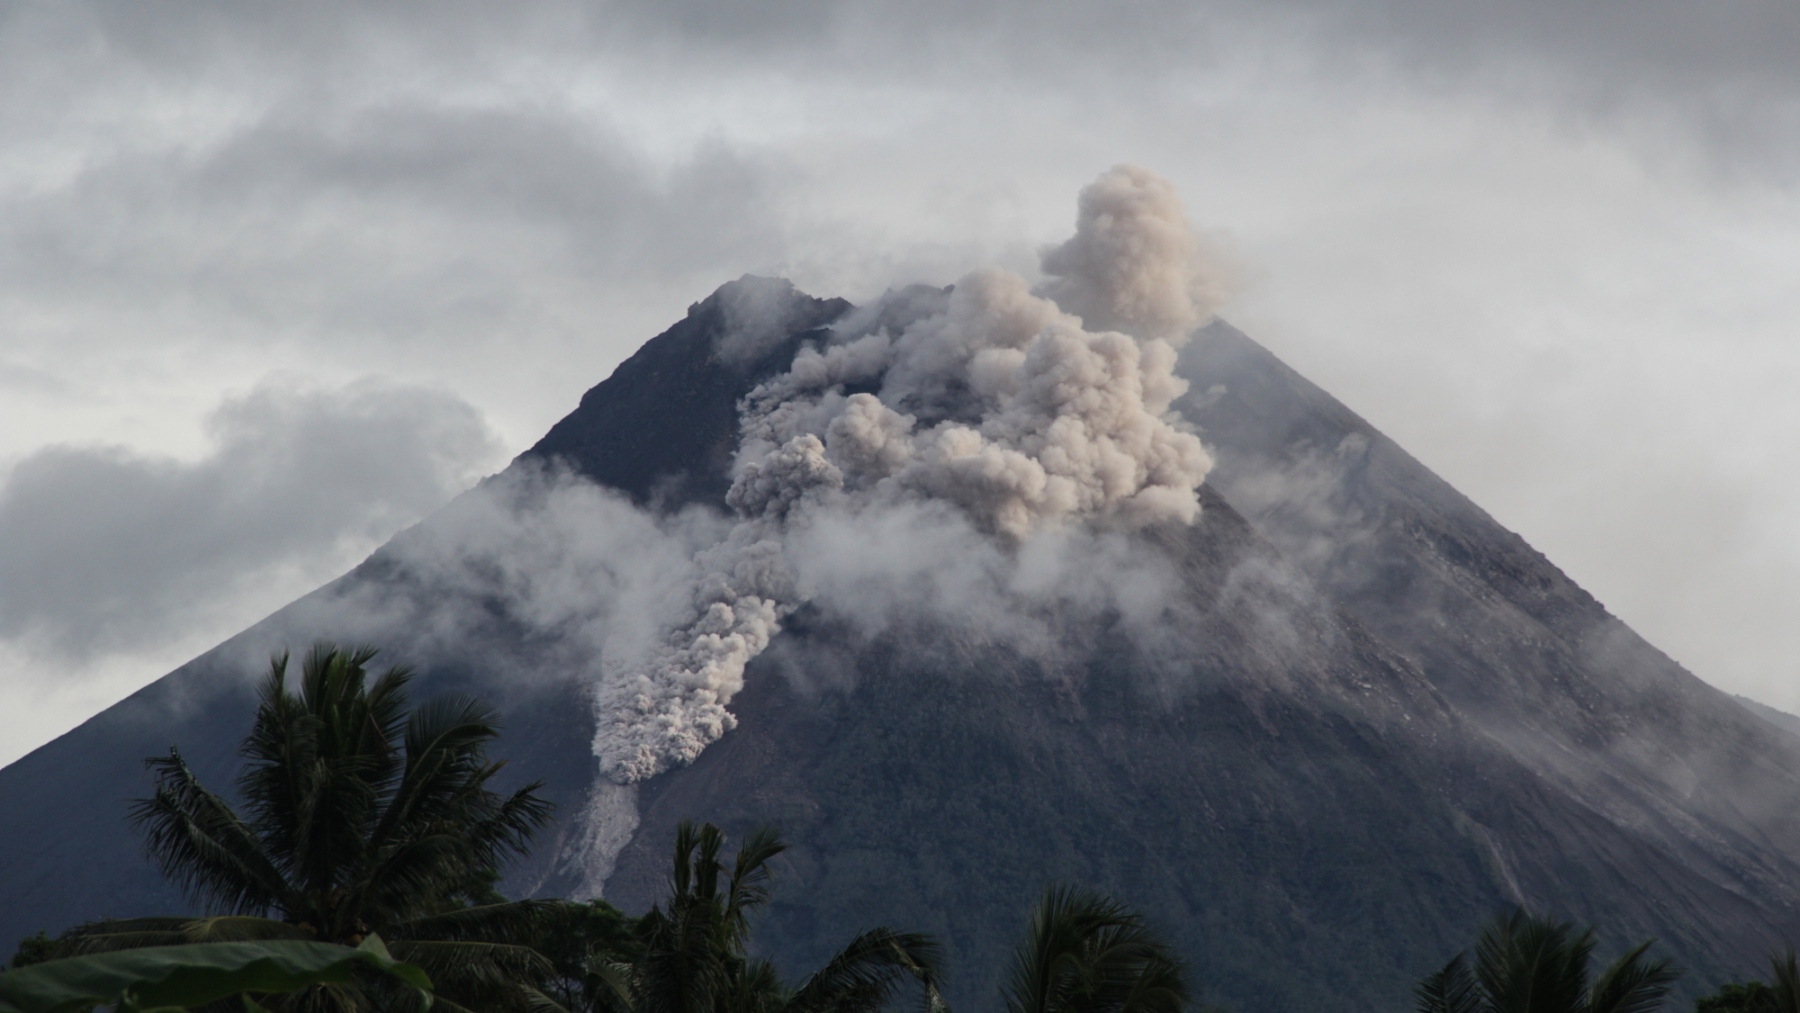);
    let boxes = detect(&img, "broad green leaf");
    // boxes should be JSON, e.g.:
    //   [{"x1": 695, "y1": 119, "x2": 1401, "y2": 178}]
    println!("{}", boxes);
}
[{"x1": 0, "y1": 936, "x2": 430, "y2": 1013}]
